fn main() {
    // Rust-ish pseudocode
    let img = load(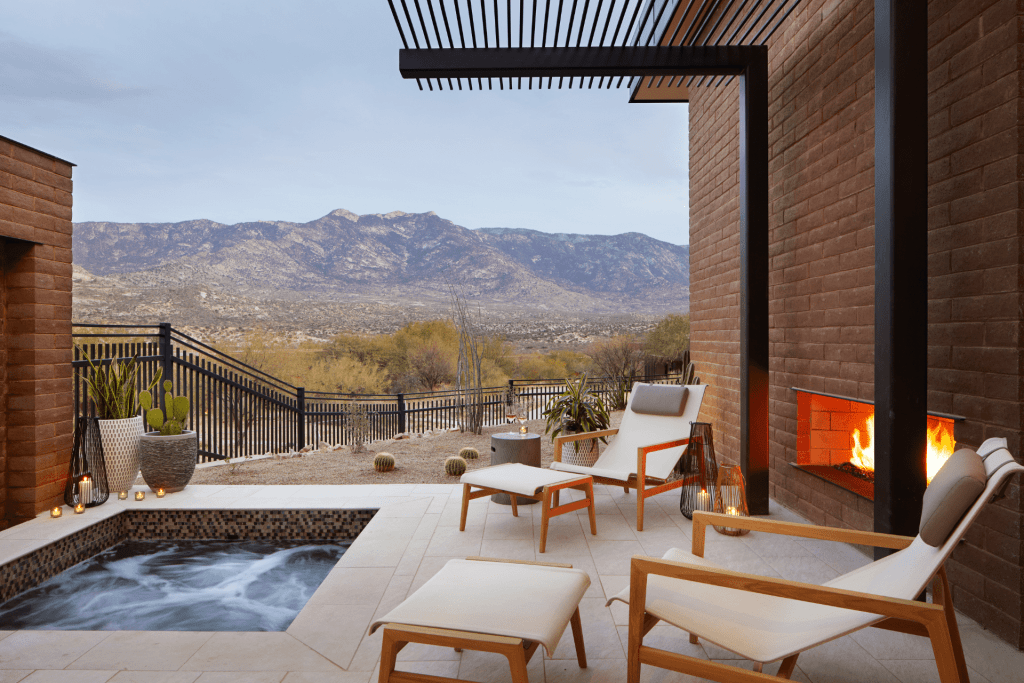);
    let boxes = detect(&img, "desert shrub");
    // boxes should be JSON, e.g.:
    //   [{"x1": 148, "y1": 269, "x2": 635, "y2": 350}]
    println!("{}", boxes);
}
[
  {"x1": 587, "y1": 335, "x2": 645, "y2": 409},
  {"x1": 644, "y1": 314, "x2": 690, "y2": 361}
]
